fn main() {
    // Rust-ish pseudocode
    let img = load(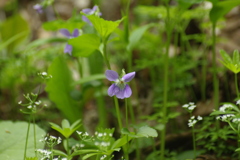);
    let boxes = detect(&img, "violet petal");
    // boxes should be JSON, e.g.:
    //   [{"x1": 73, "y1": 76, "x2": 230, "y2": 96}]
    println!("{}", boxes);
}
[
  {"x1": 124, "y1": 84, "x2": 132, "y2": 98},
  {"x1": 108, "y1": 84, "x2": 119, "y2": 97},
  {"x1": 60, "y1": 29, "x2": 71, "y2": 38},
  {"x1": 122, "y1": 72, "x2": 135, "y2": 82},
  {"x1": 116, "y1": 89, "x2": 125, "y2": 99},
  {"x1": 105, "y1": 70, "x2": 119, "y2": 81},
  {"x1": 72, "y1": 29, "x2": 79, "y2": 37},
  {"x1": 64, "y1": 44, "x2": 72, "y2": 55}
]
